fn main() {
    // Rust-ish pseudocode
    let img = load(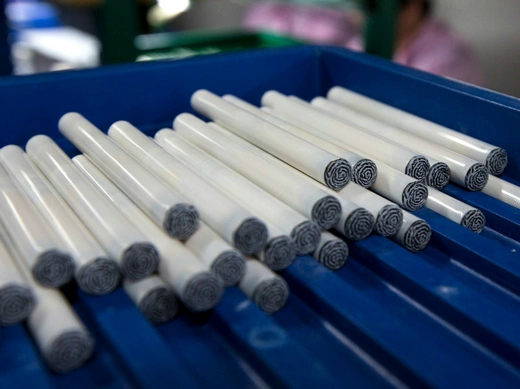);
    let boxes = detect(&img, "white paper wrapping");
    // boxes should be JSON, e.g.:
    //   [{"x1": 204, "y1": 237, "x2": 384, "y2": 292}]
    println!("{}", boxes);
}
[{"x1": 482, "y1": 176, "x2": 520, "y2": 209}]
